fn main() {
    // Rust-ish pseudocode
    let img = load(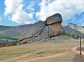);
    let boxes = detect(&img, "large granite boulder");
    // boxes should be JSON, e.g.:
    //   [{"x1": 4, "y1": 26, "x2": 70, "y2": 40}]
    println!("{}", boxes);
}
[
  {"x1": 46, "y1": 13, "x2": 62, "y2": 25},
  {"x1": 45, "y1": 13, "x2": 63, "y2": 37}
]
